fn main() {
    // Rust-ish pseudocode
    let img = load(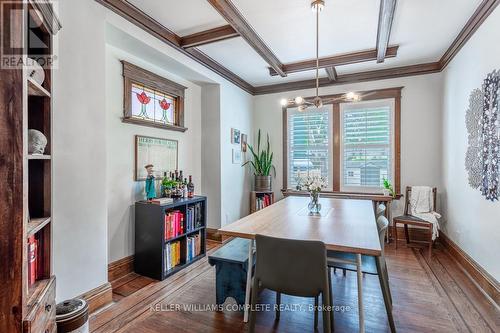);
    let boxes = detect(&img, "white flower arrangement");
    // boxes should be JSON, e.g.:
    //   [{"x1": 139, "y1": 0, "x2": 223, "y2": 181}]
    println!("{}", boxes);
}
[{"x1": 296, "y1": 175, "x2": 327, "y2": 194}]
